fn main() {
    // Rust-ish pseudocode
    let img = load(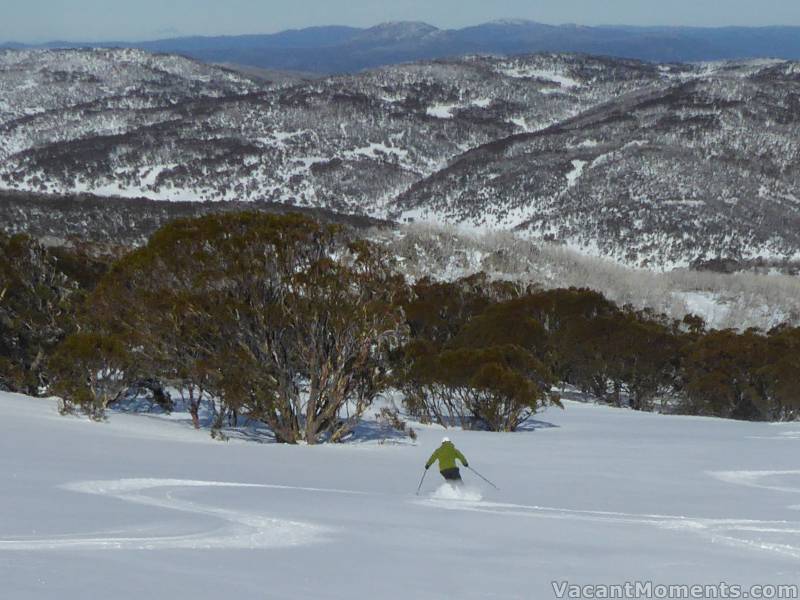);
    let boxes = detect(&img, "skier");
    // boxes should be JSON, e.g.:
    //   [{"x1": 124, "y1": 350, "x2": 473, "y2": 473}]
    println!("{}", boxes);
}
[{"x1": 425, "y1": 437, "x2": 468, "y2": 483}]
